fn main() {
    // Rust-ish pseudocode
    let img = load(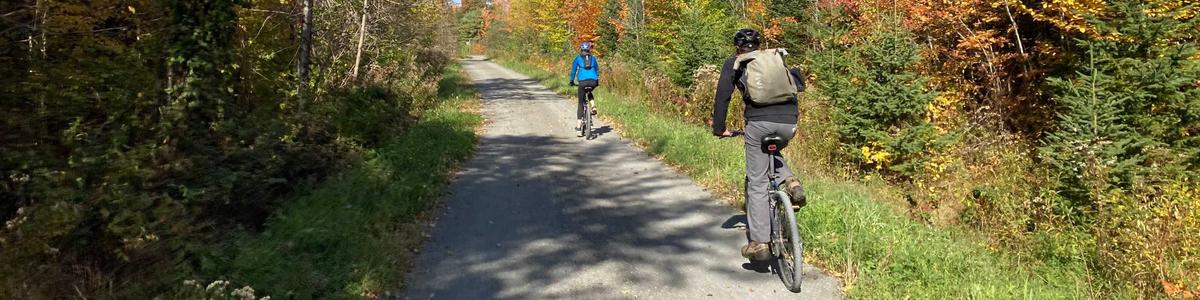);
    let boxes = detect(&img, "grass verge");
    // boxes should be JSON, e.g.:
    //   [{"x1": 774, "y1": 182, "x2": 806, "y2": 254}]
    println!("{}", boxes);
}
[
  {"x1": 494, "y1": 56, "x2": 1100, "y2": 299},
  {"x1": 176, "y1": 64, "x2": 482, "y2": 299}
]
